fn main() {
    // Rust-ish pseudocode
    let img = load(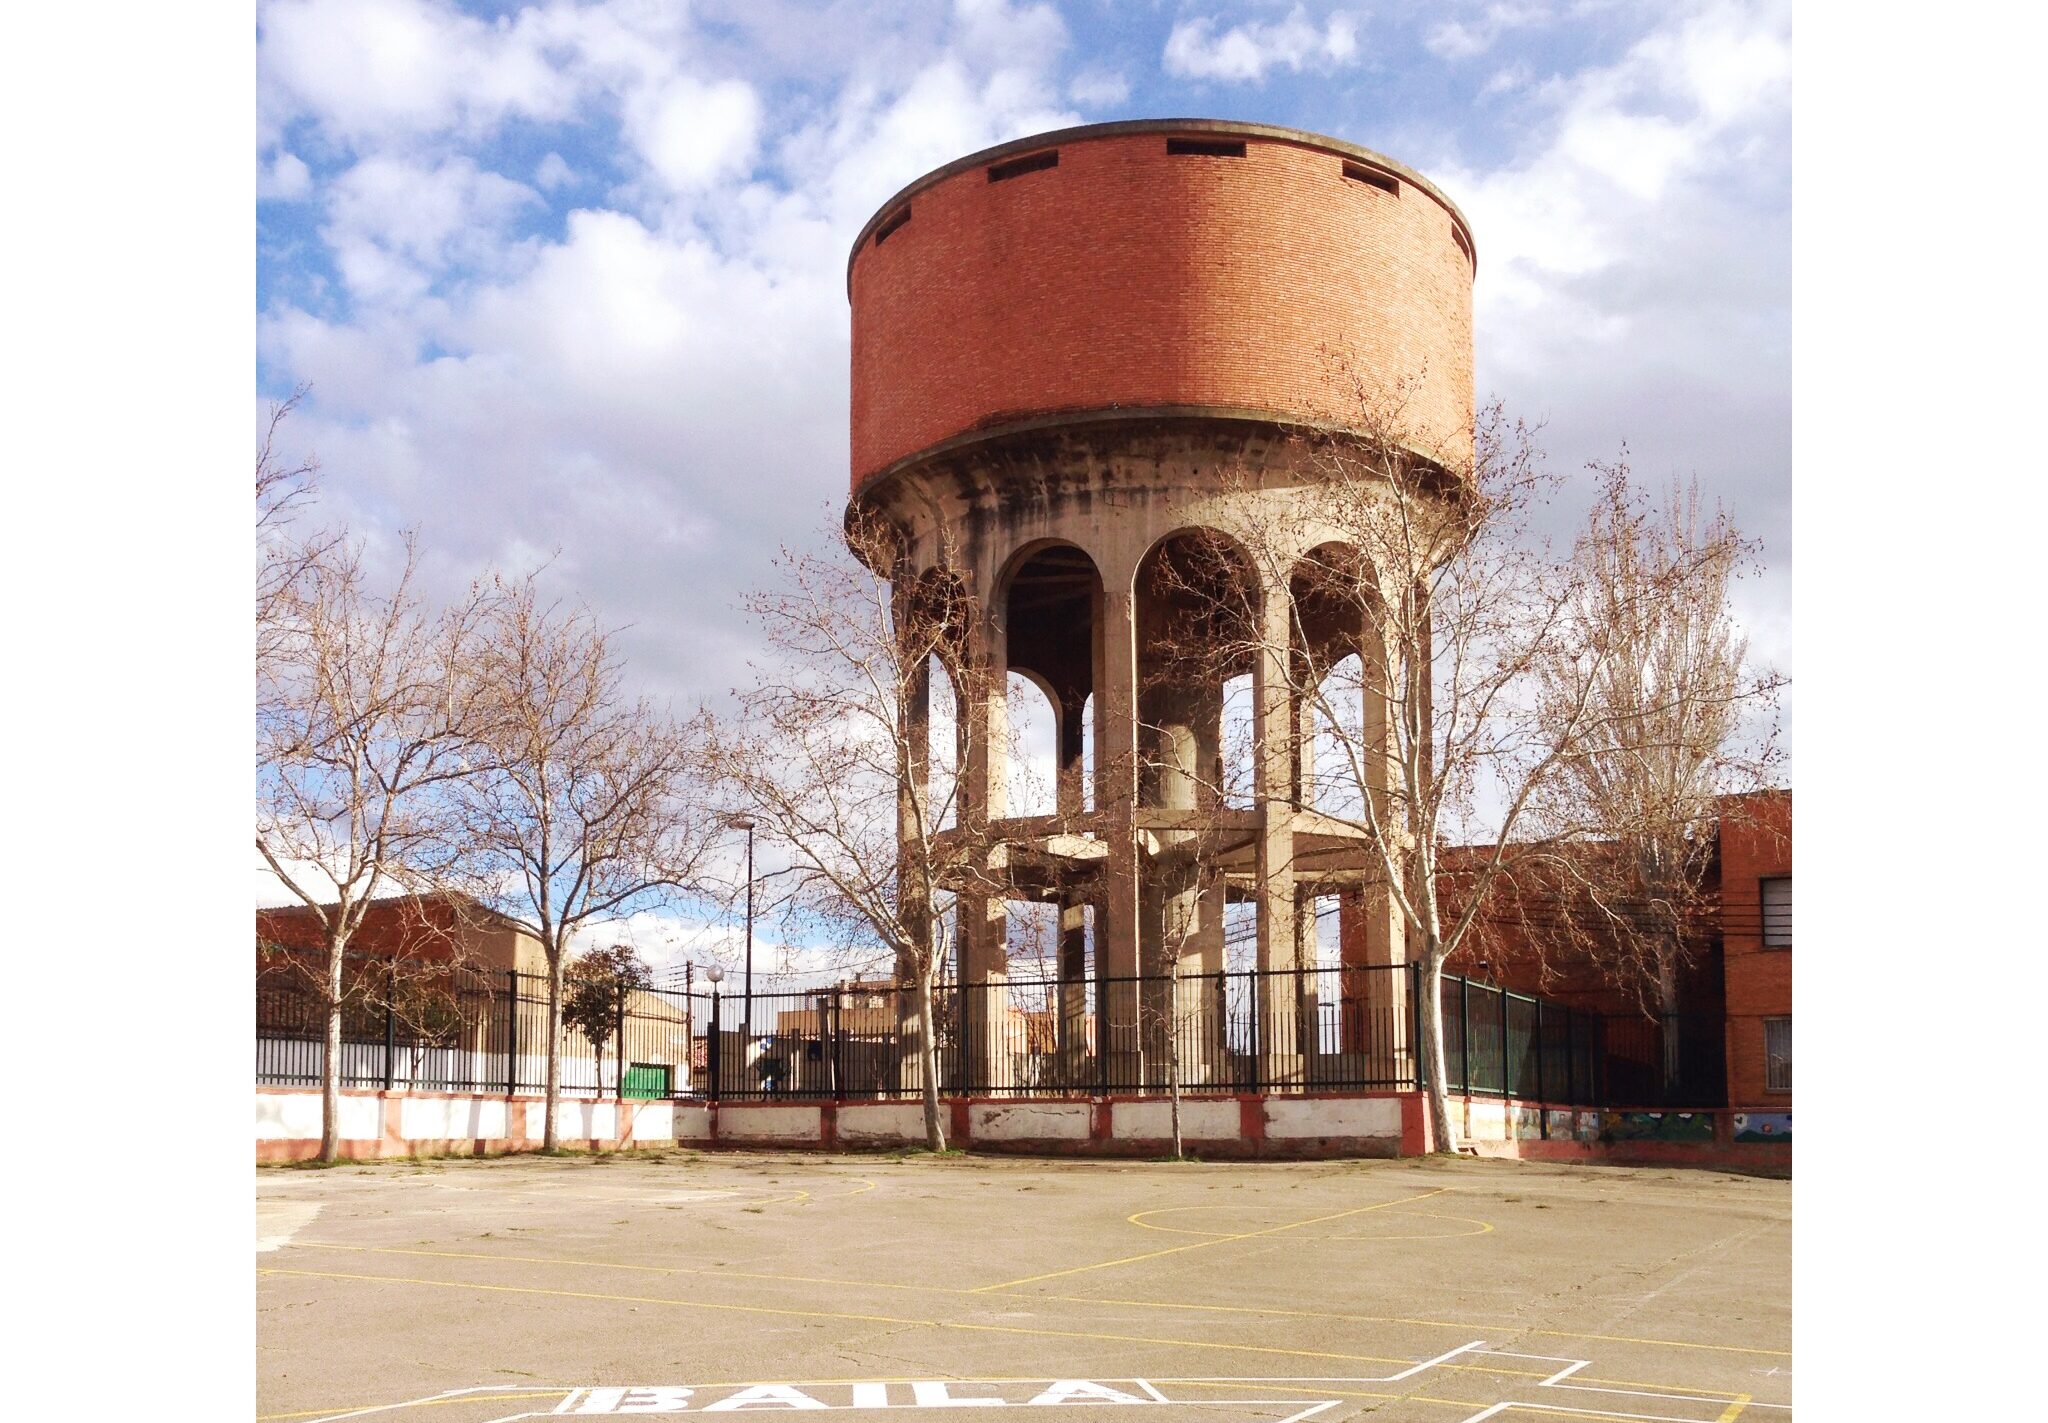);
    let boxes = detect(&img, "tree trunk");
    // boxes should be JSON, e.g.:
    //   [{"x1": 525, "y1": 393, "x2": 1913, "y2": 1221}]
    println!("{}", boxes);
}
[
  {"x1": 320, "y1": 929, "x2": 345, "y2": 1163},
  {"x1": 1169, "y1": 1037, "x2": 1183, "y2": 1162},
  {"x1": 1657, "y1": 948, "x2": 1682, "y2": 1100},
  {"x1": 543, "y1": 953, "x2": 564, "y2": 1150},
  {"x1": 1418, "y1": 952, "x2": 1457, "y2": 1153},
  {"x1": 916, "y1": 980, "x2": 945, "y2": 1152}
]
